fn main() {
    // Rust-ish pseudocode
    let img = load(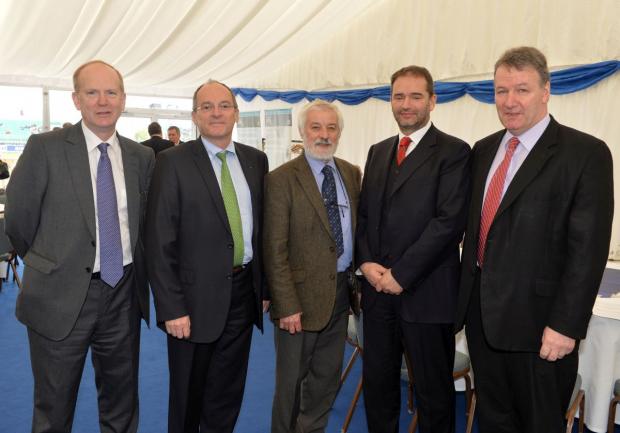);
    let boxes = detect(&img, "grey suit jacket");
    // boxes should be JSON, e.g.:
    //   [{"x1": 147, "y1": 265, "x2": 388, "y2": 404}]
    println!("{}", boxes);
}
[
  {"x1": 5, "y1": 122, "x2": 155, "y2": 341},
  {"x1": 264, "y1": 154, "x2": 361, "y2": 331}
]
